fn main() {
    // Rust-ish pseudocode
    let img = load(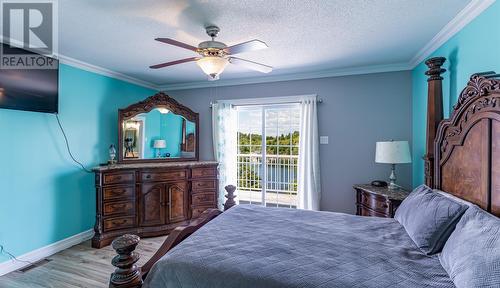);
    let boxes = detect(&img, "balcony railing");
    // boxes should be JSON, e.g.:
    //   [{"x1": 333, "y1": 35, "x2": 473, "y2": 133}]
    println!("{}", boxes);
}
[{"x1": 237, "y1": 153, "x2": 298, "y2": 208}]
